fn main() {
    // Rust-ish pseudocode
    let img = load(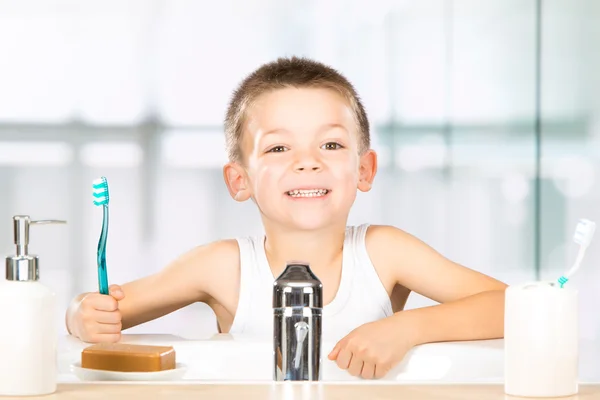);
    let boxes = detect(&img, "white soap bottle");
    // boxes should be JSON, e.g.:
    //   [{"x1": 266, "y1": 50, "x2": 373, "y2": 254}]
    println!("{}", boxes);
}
[{"x1": 0, "y1": 215, "x2": 66, "y2": 396}]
